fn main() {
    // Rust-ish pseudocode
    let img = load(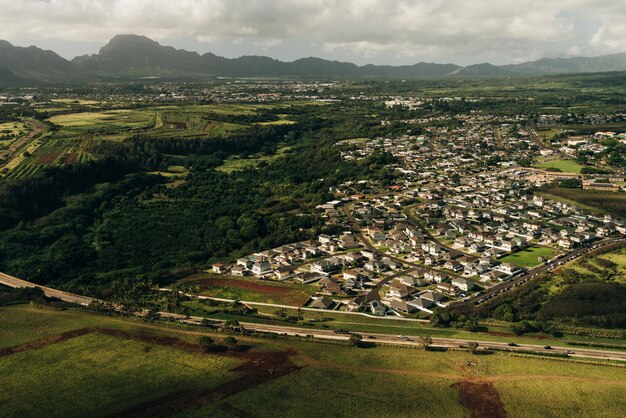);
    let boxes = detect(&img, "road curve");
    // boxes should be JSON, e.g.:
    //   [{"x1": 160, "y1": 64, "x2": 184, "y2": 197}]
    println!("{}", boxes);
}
[{"x1": 0, "y1": 272, "x2": 95, "y2": 306}]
